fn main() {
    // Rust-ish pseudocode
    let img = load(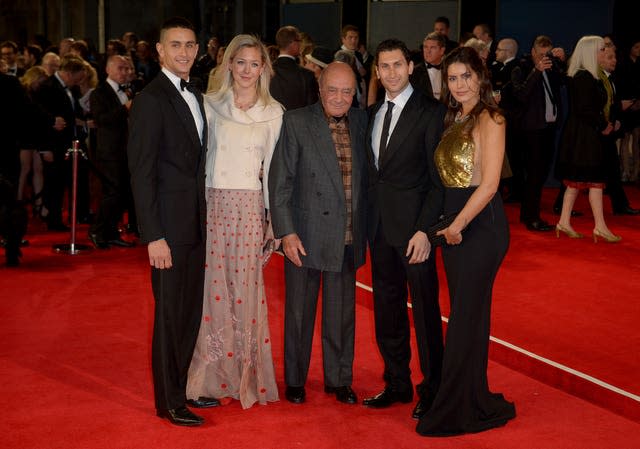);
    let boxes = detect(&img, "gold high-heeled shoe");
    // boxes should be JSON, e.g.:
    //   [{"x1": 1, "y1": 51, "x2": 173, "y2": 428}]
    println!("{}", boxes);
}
[
  {"x1": 592, "y1": 228, "x2": 622, "y2": 243},
  {"x1": 555, "y1": 223, "x2": 583, "y2": 239}
]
